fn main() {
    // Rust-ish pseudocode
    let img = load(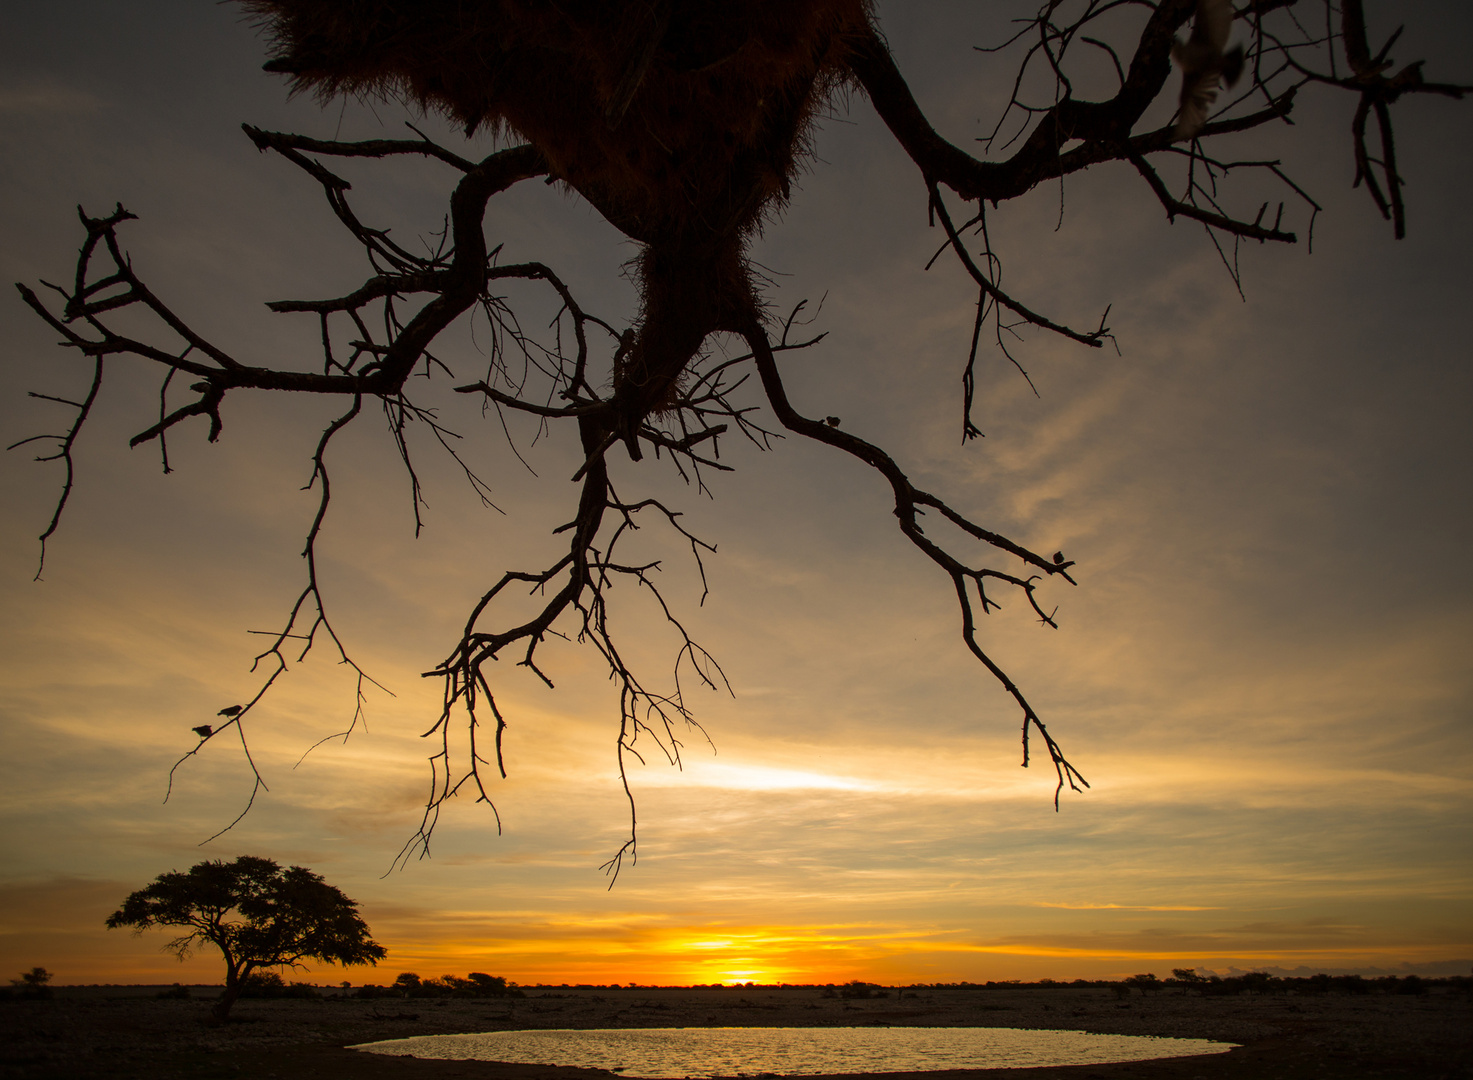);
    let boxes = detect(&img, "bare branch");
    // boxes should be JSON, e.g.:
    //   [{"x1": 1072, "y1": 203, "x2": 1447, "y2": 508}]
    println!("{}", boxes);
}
[
  {"x1": 17, "y1": 0, "x2": 1465, "y2": 870},
  {"x1": 743, "y1": 315, "x2": 1086, "y2": 805}
]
